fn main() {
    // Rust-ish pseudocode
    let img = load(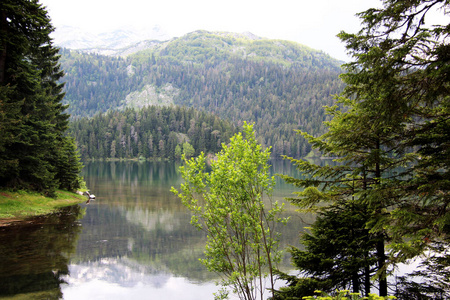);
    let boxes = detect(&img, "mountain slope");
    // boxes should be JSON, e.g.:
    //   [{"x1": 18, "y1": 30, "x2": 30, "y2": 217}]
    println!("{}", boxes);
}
[{"x1": 60, "y1": 30, "x2": 344, "y2": 158}]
